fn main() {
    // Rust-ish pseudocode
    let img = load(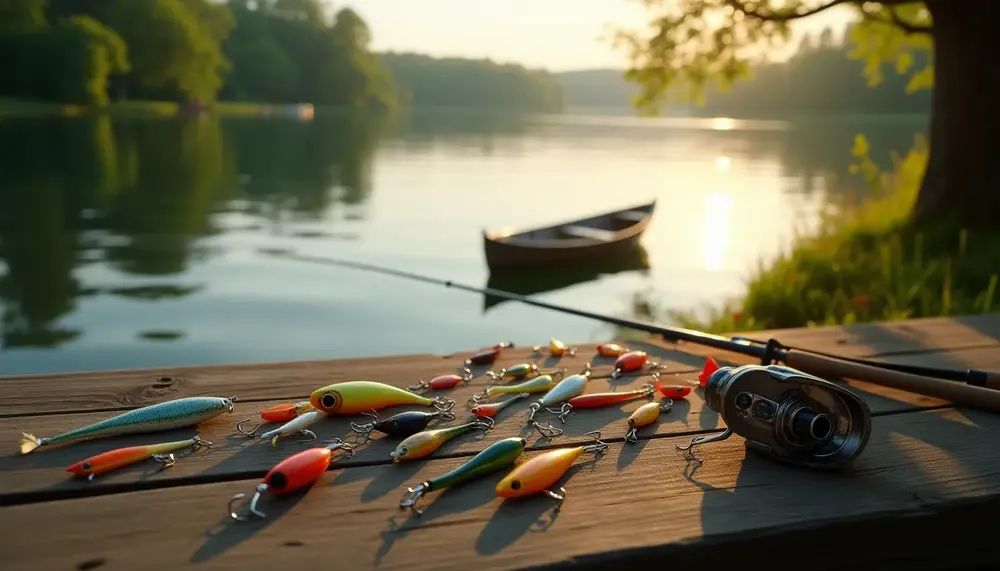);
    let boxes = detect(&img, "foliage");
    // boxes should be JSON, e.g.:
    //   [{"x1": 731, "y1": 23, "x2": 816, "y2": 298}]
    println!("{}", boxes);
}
[
  {"x1": 633, "y1": 138, "x2": 1000, "y2": 334},
  {"x1": 612, "y1": 1, "x2": 934, "y2": 115},
  {"x1": 380, "y1": 52, "x2": 564, "y2": 112}
]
